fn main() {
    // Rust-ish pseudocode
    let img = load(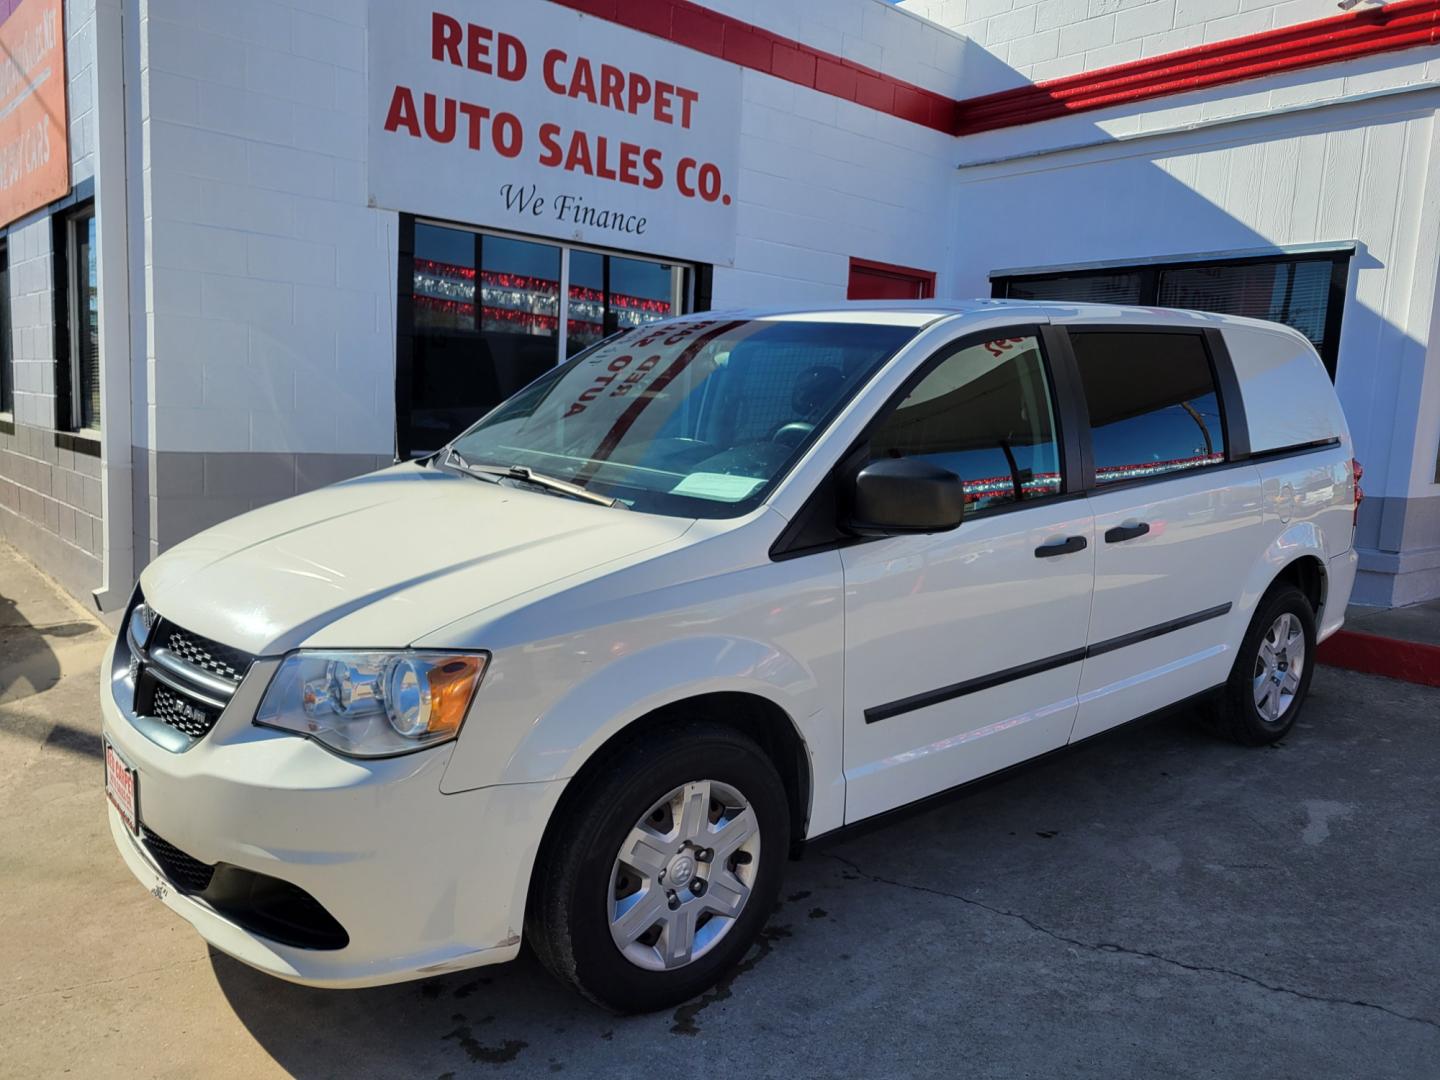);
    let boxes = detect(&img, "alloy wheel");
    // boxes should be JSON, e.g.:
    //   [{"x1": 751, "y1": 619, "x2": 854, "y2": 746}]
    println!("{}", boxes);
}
[{"x1": 1253, "y1": 611, "x2": 1306, "y2": 723}]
